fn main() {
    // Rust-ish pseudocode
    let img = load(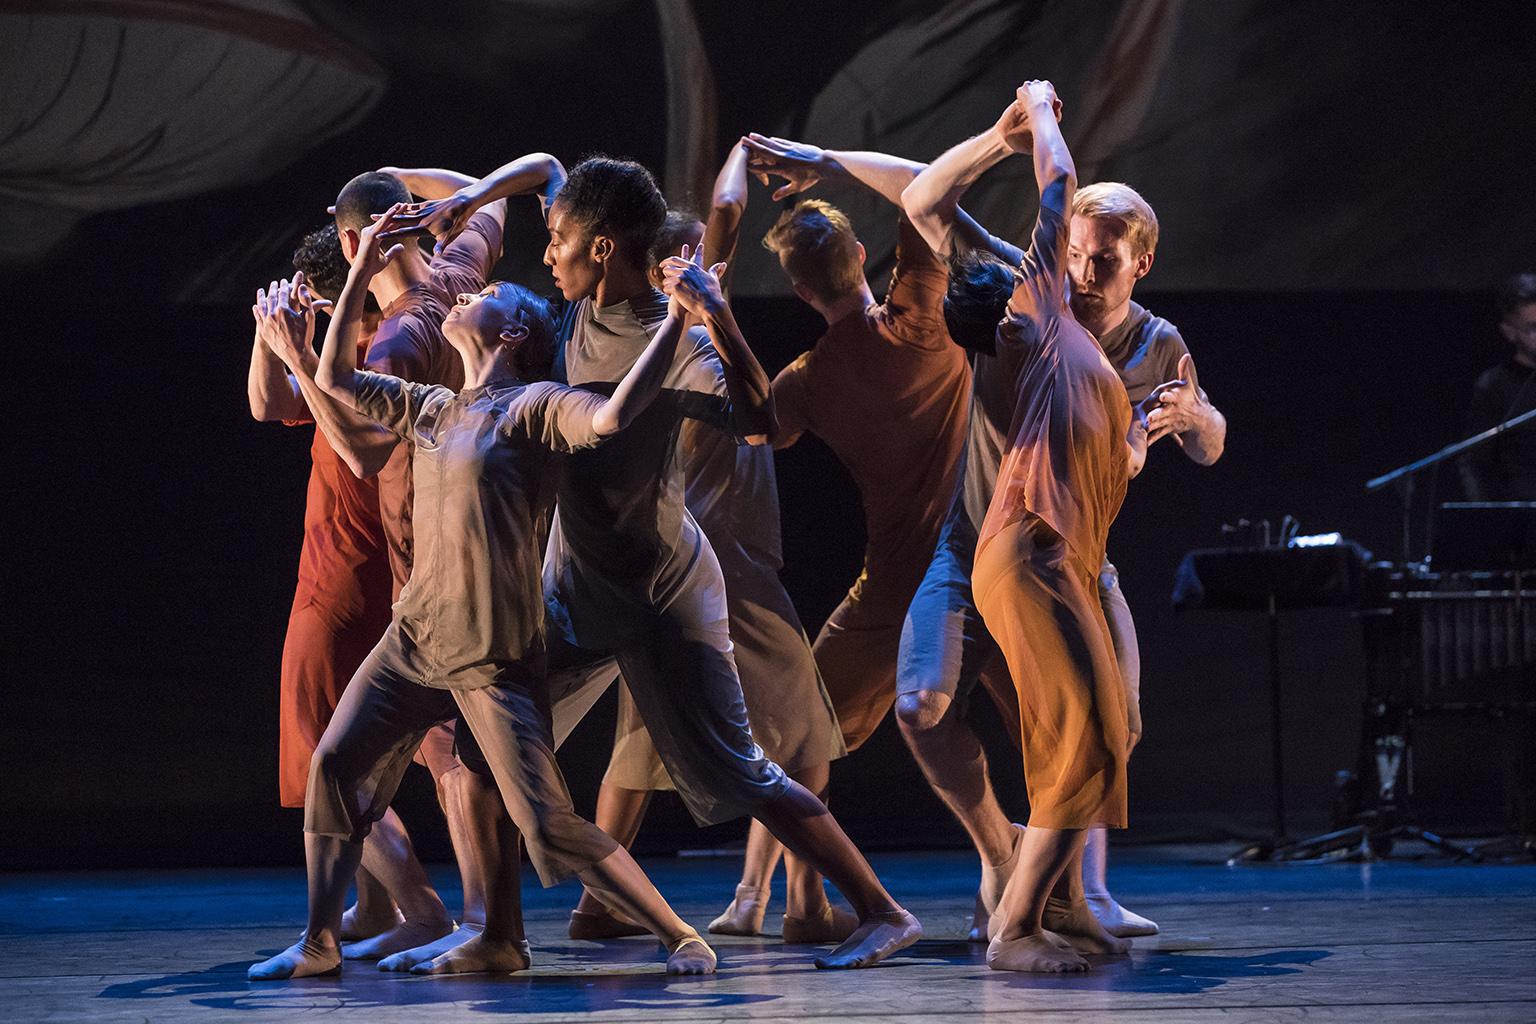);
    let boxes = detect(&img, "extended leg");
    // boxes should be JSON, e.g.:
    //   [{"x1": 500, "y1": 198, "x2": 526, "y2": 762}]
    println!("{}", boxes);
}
[
  {"x1": 778, "y1": 761, "x2": 859, "y2": 943},
  {"x1": 570, "y1": 782, "x2": 654, "y2": 938}
]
